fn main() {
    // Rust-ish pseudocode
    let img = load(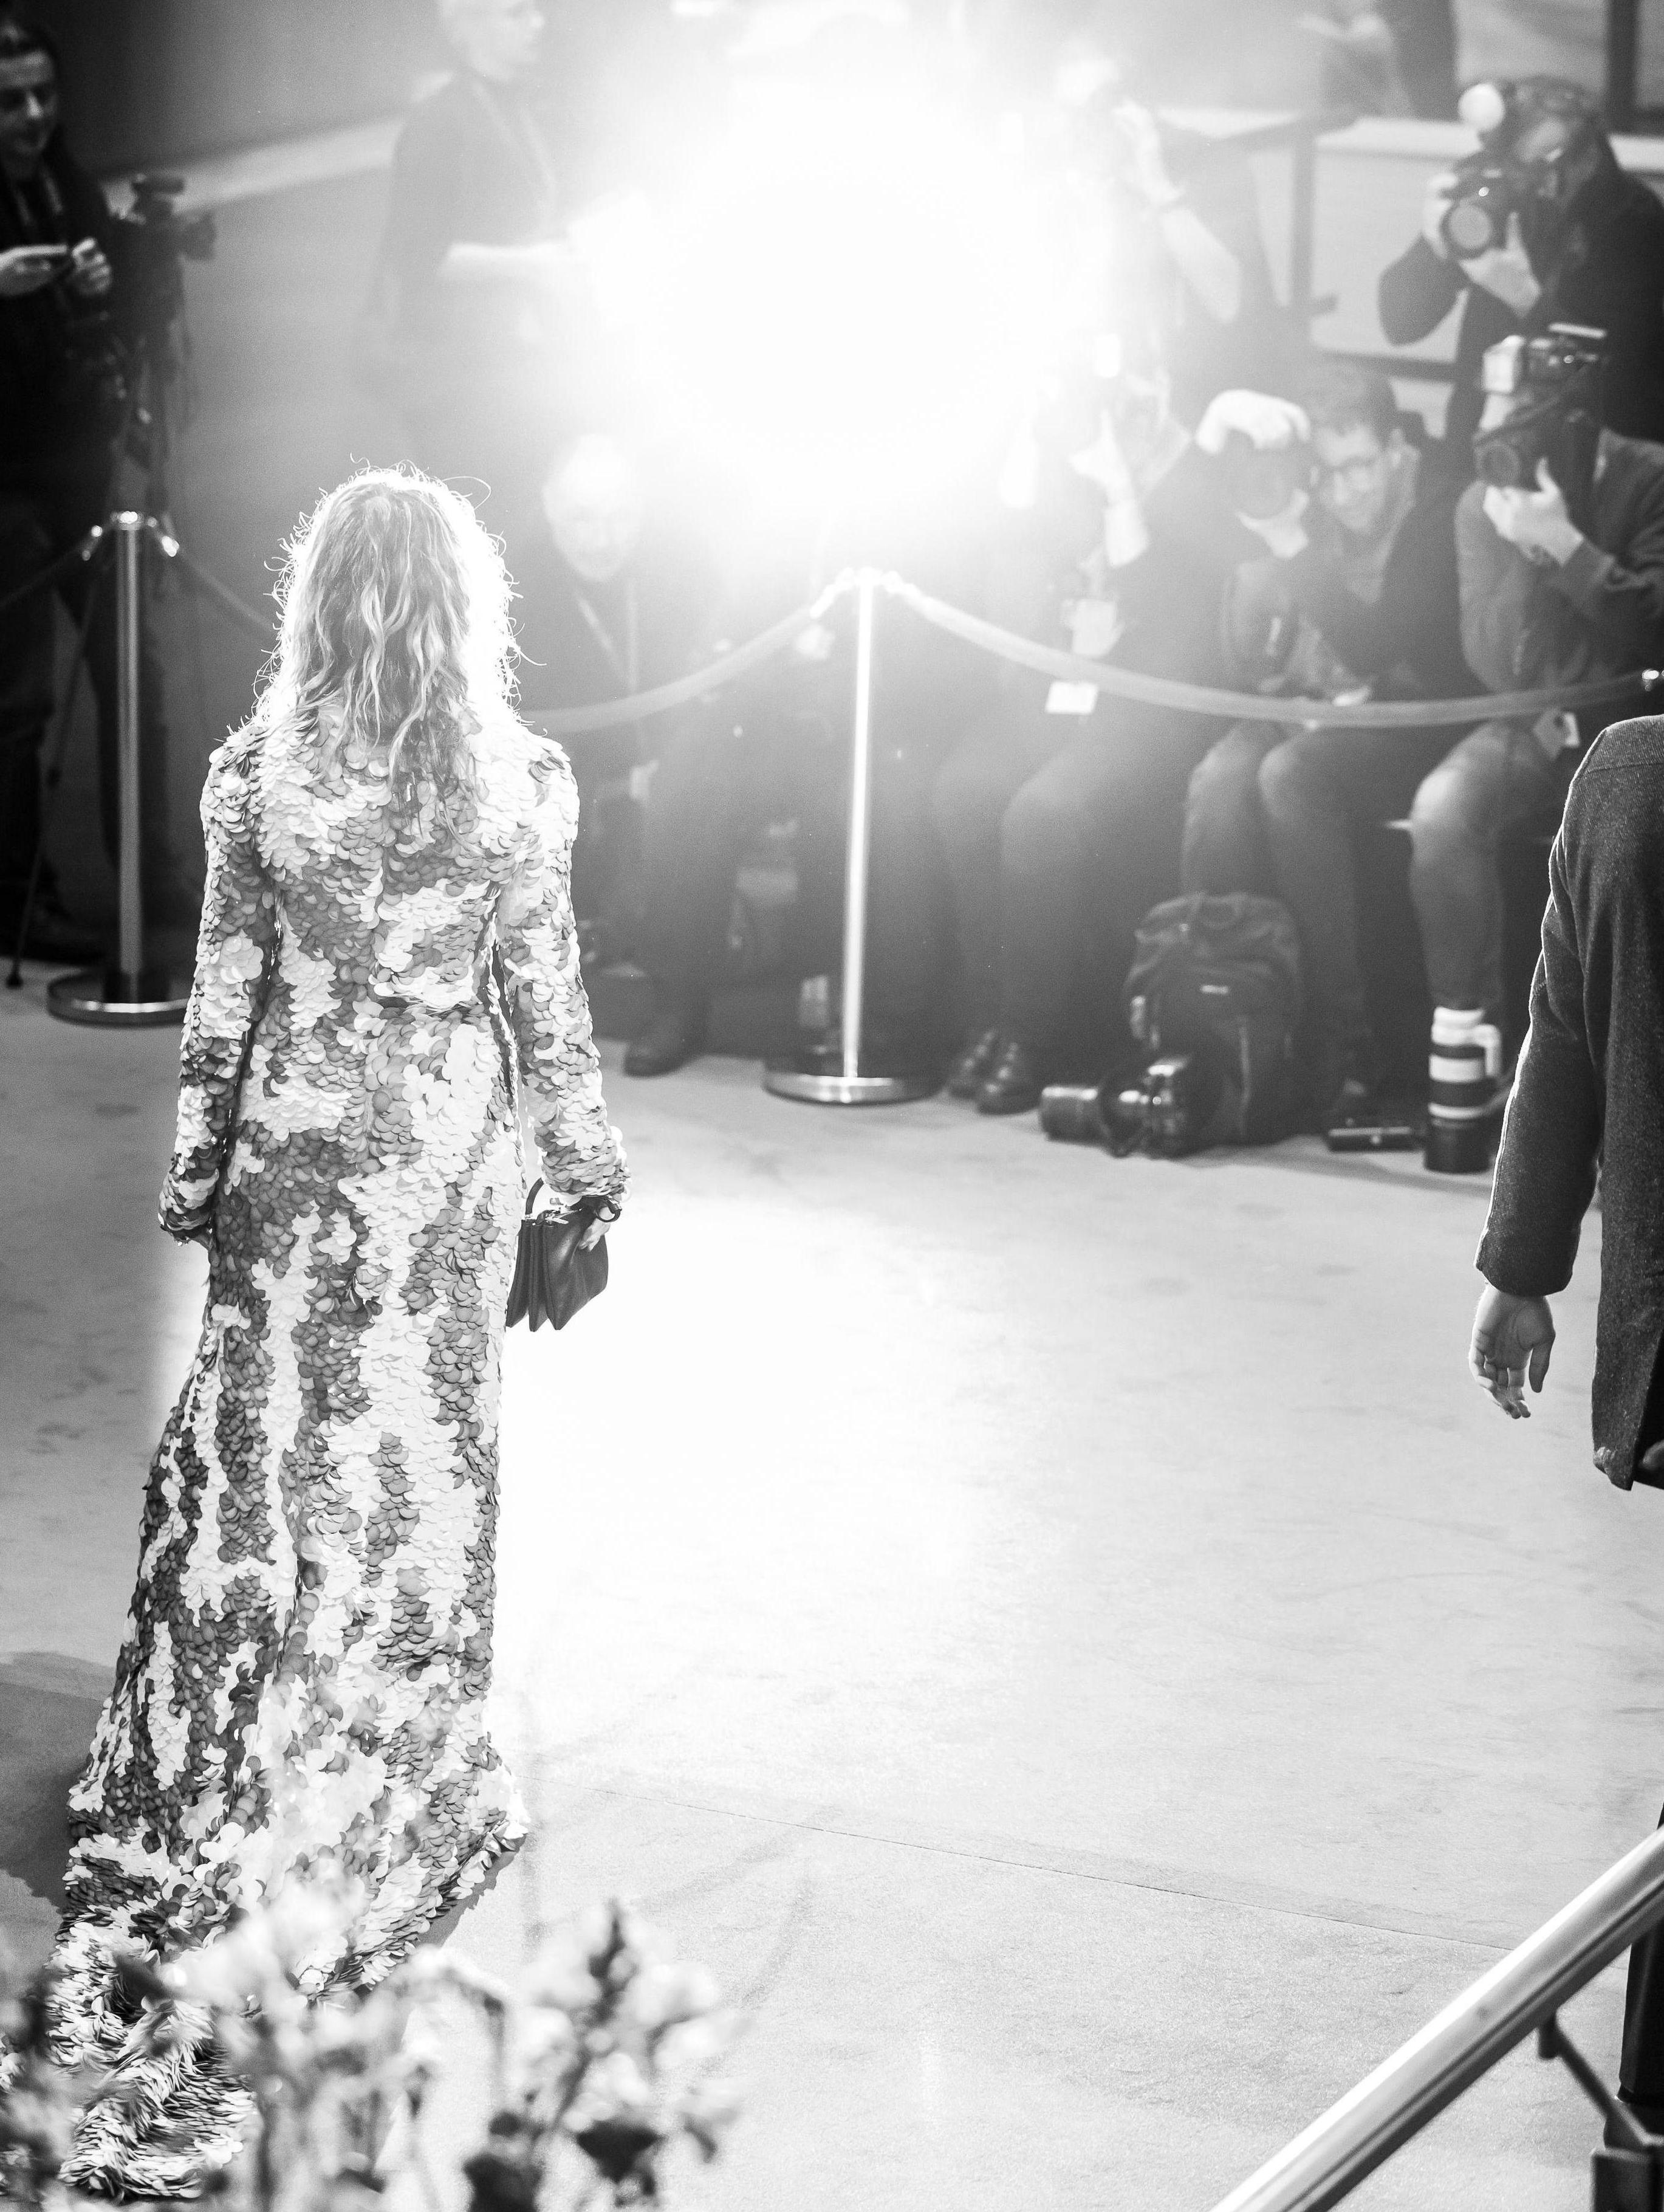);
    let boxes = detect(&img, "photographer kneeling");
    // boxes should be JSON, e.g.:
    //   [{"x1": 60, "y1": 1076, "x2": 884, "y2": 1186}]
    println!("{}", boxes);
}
[
  {"x1": 1379, "y1": 77, "x2": 1664, "y2": 473},
  {"x1": 0, "y1": 7, "x2": 185, "y2": 961},
  {"x1": 1180, "y1": 366, "x2": 1480, "y2": 1131},
  {"x1": 1411, "y1": 327, "x2": 1664, "y2": 1068}
]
